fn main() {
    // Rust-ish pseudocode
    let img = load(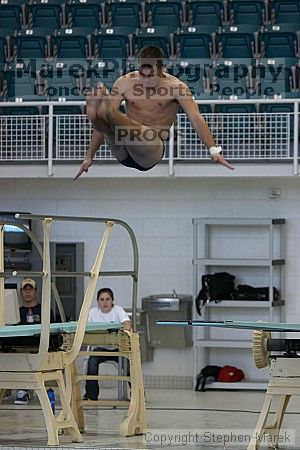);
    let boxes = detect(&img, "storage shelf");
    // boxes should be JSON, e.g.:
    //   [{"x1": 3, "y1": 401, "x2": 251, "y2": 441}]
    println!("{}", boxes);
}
[
  {"x1": 194, "y1": 258, "x2": 285, "y2": 267},
  {"x1": 193, "y1": 218, "x2": 285, "y2": 226},
  {"x1": 206, "y1": 300, "x2": 285, "y2": 308},
  {"x1": 193, "y1": 217, "x2": 285, "y2": 391},
  {"x1": 196, "y1": 339, "x2": 253, "y2": 348},
  {"x1": 205, "y1": 381, "x2": 267, "y2": 391}
]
